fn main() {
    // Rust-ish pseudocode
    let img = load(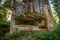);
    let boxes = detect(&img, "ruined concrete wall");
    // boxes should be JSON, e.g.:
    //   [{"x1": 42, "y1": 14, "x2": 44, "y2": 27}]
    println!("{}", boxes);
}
[{"x1": 10, "y1": 0, "x2": 55, "y2": 32}]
